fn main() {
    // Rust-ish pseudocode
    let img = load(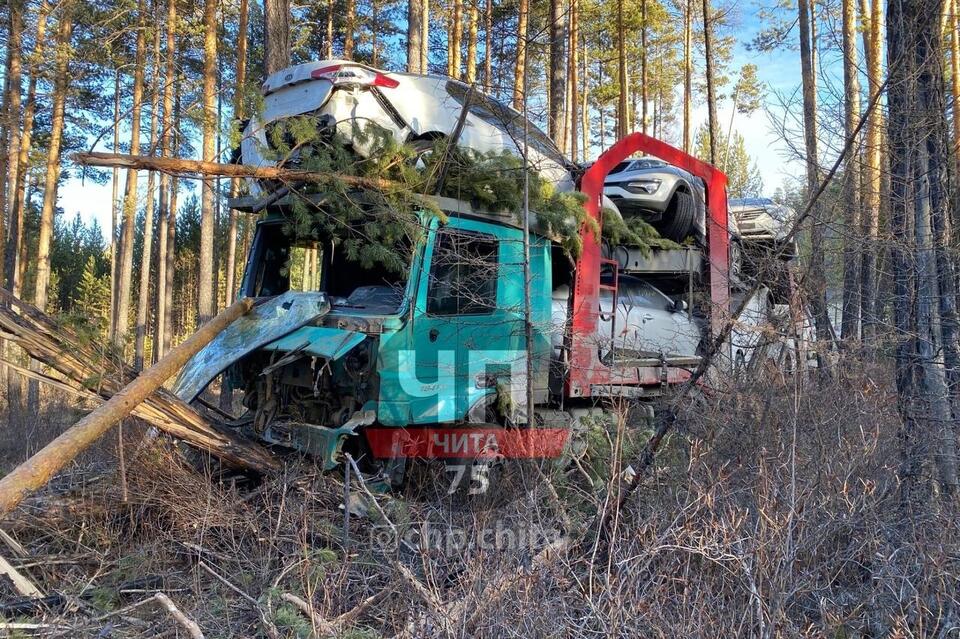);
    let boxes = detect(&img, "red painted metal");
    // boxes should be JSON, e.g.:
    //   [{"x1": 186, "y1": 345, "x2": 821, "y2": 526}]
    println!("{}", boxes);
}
[{"x1": 565, "y1": 132, "x2": 730, "y2": 398}]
